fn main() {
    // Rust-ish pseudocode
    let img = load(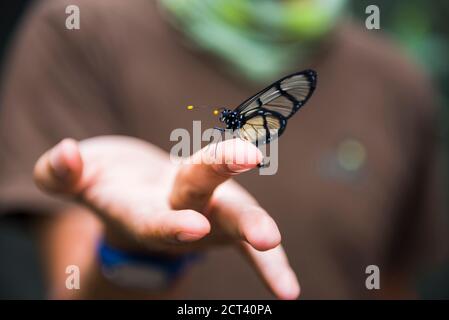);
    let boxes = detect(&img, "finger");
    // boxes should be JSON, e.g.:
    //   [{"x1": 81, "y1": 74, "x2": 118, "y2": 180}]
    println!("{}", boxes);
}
[
  {"x1": 33, "y1": 138, "x2": 84, "y2": 195},
  {"x1": 133, "y1": 209, "x2": 211, "y2": 247},
  {"x1": 96, "y1": 206, "x2": 212, "y2": 251},
  {"x1": 170, "y1": 139, "x2": 263, "y2": 212},
  {"x1": 209, "y1": 183, "x2": 281, "y2": 251},
  {"x1": 149, "y1": 201, "x2": 281, "y2": 252},
  {"x1": 241, "y1": 242, "x2": 300, "y2": 300}
]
